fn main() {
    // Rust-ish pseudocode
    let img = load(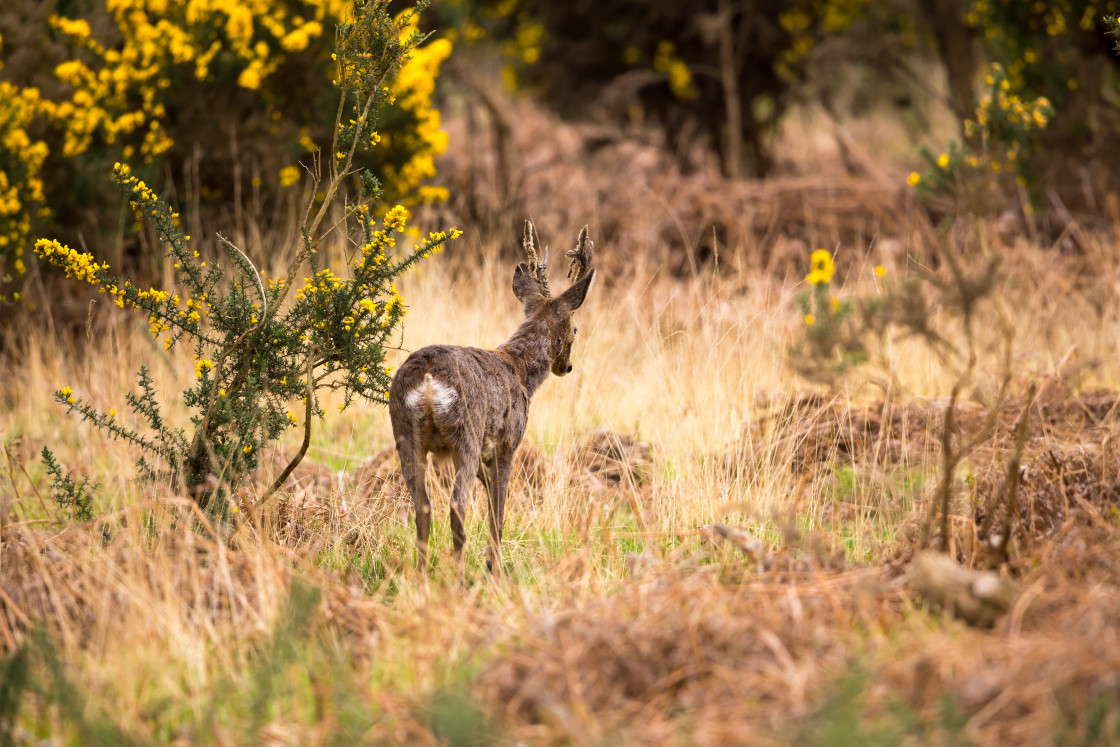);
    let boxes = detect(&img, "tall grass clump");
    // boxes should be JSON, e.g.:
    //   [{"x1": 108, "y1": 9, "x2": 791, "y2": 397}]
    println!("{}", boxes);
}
[{"x1": 32, "y1": 0, "x2": 460, "y2": 512}]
